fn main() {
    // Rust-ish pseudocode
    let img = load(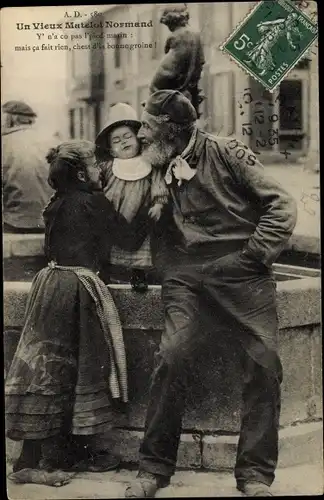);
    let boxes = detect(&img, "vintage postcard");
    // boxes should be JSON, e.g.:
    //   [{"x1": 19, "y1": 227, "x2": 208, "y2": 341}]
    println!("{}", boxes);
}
[{"x1": 2, "y1": 3, "x2": 321, "y2": 499}]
